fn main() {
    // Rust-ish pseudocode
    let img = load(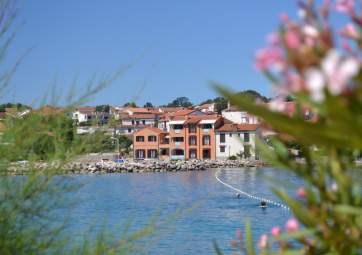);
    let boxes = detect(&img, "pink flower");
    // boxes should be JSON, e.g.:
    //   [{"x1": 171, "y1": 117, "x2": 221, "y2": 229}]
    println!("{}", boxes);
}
[
  {"x1": 285, "y1": 30, "x2": 301, "y2": 49},
  {"x1": 268, "y1": 97, "x2": 287, "y2": 112},
  {"x1": 271, "y1": 226, "x2": 281, "y2": 237},
  {"x1": 280, "y1": 13, "x2": 289, "y2": 22},
  {"x1": 285, "y1": 218, "x2": 299, "y2": 232},
  {"x1": 267, "y1": 32, "x2": 280, "y2": 46},
  {"x1": 339, "y1": 23, "x2": 360, "y2": 39},
  {"x1": 335, "y1": 0, "x2": 354, "y2": 14},
  {"x1": 305, "y1": 49, "x2": 360, "y2": 101},
  {"x1": 235, "y1": 228, "x2": 242, "y2": 239},
  {"x1": 297, "y1": 187, "x2": 307, "y2": 199},
  {"x1": 258, "y1": 234, "x2": 268, "y2": 249},
  {"x1": 255, "y1": 47, "x2": 284, "y2": 71},
  {"x1": 342, "y1": 40, "x2": 352, "y2": 52}
]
